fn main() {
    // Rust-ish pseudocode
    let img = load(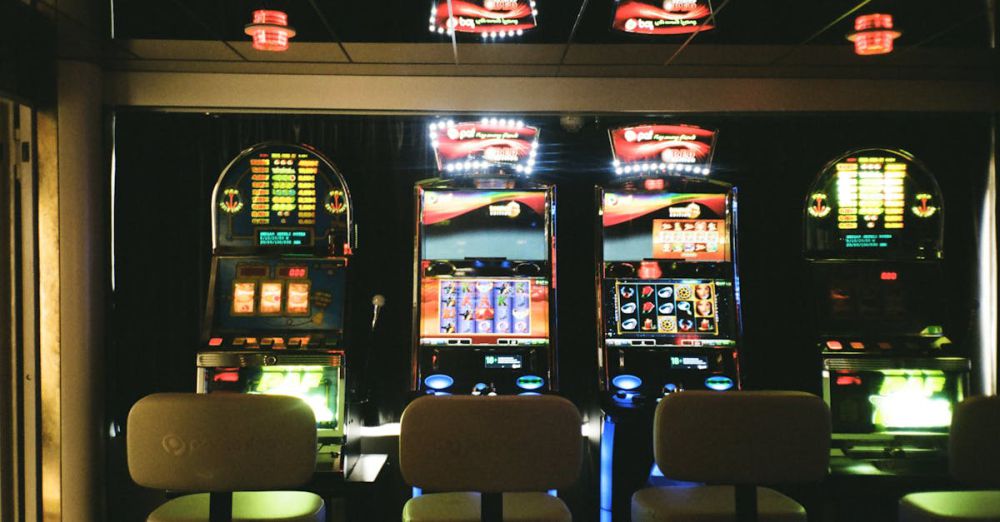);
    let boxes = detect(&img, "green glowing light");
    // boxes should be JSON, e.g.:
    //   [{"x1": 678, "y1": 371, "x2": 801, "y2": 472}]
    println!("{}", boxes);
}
[
  {"x1": 251, "y1": 366, "x2": 336, "y2": 423},
  {"x1": 869, "y1": 370, "x2": 953, "y2": 429}
]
